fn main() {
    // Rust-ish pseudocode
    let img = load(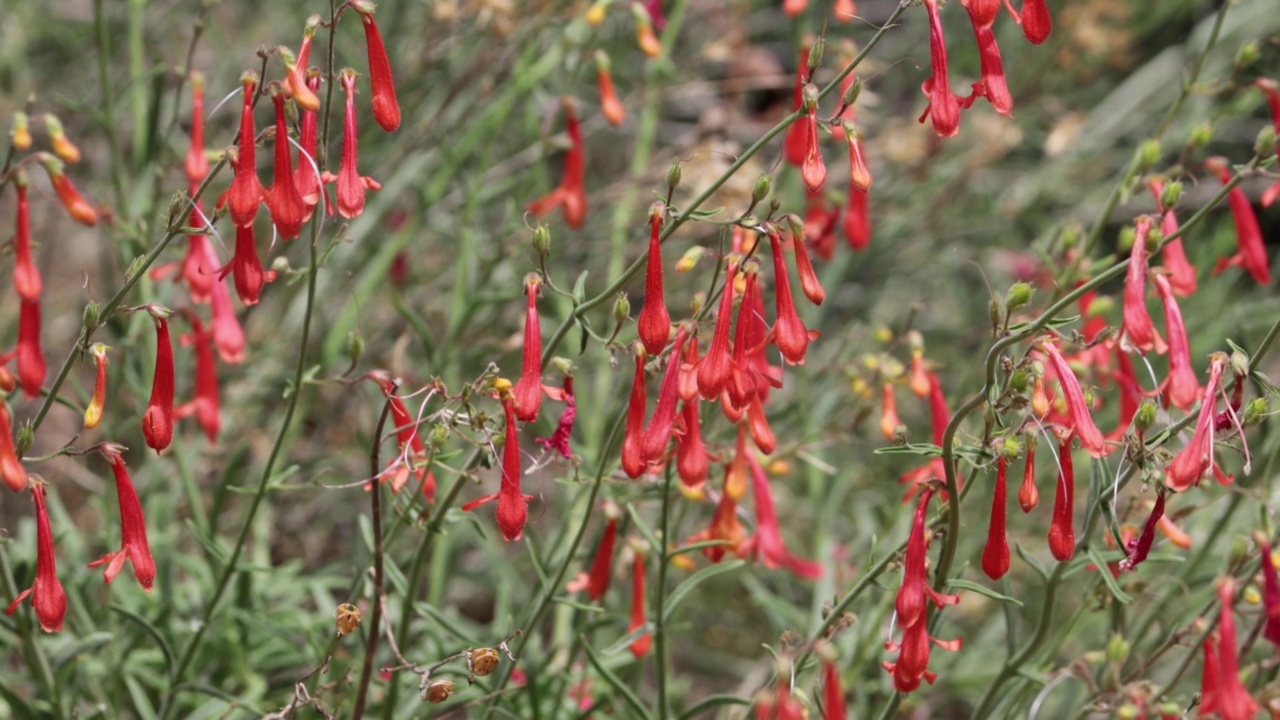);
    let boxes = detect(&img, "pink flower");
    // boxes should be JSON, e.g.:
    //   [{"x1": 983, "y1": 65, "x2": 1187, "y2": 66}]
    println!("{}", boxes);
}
[
  {"x1": 1165, "y1": 354, "x2": 1227, "y2": 492},
  {"x1": 1041, "y1": 342, "x2": 1107, "y2": 457},
  {"x1": 1152, "y1": 273, "x2": 1199, "y2": 412},
  {"x1": 1119, "y1": 217, "x2": 1167, "y2": 354},
  {"x1": 88, "y1": 451, "x2": 156, "y2": 591},
  {"x1": 918, "y1": 0, "x2": 961, "y2": 138}
]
